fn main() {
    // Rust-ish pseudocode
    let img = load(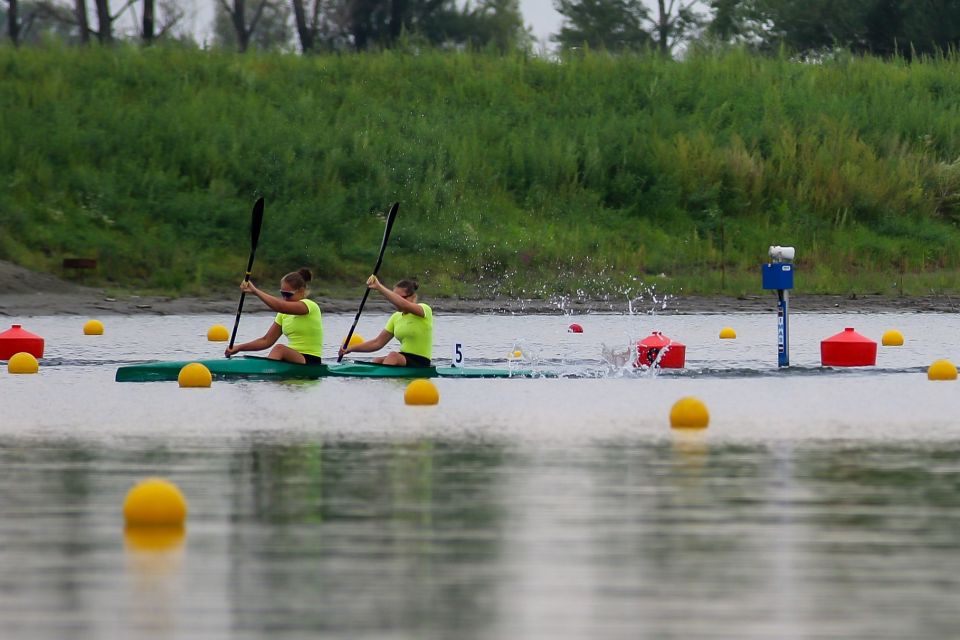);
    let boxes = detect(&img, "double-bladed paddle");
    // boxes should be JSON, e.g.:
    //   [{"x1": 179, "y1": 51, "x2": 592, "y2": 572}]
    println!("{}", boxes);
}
[
  {"x1": 337, "y1": 201, "x2": 400, "y2": 362},
  {"x1": 227, "y1": 197, "x2": 265, "y2": 356}
]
